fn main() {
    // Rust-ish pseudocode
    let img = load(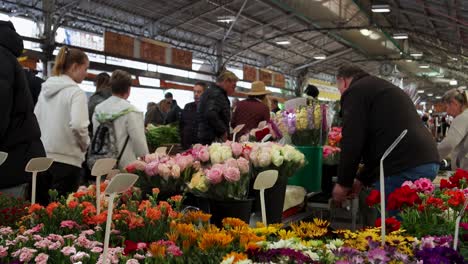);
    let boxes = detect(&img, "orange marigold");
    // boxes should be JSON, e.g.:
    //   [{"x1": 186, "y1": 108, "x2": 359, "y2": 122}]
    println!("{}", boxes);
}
[
  {"x1": 28, "y1": 204, "x2": 44, "y2": 214},
  {"x1": 198, "y1": 232, "x2": 233, "y2": 251}
]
